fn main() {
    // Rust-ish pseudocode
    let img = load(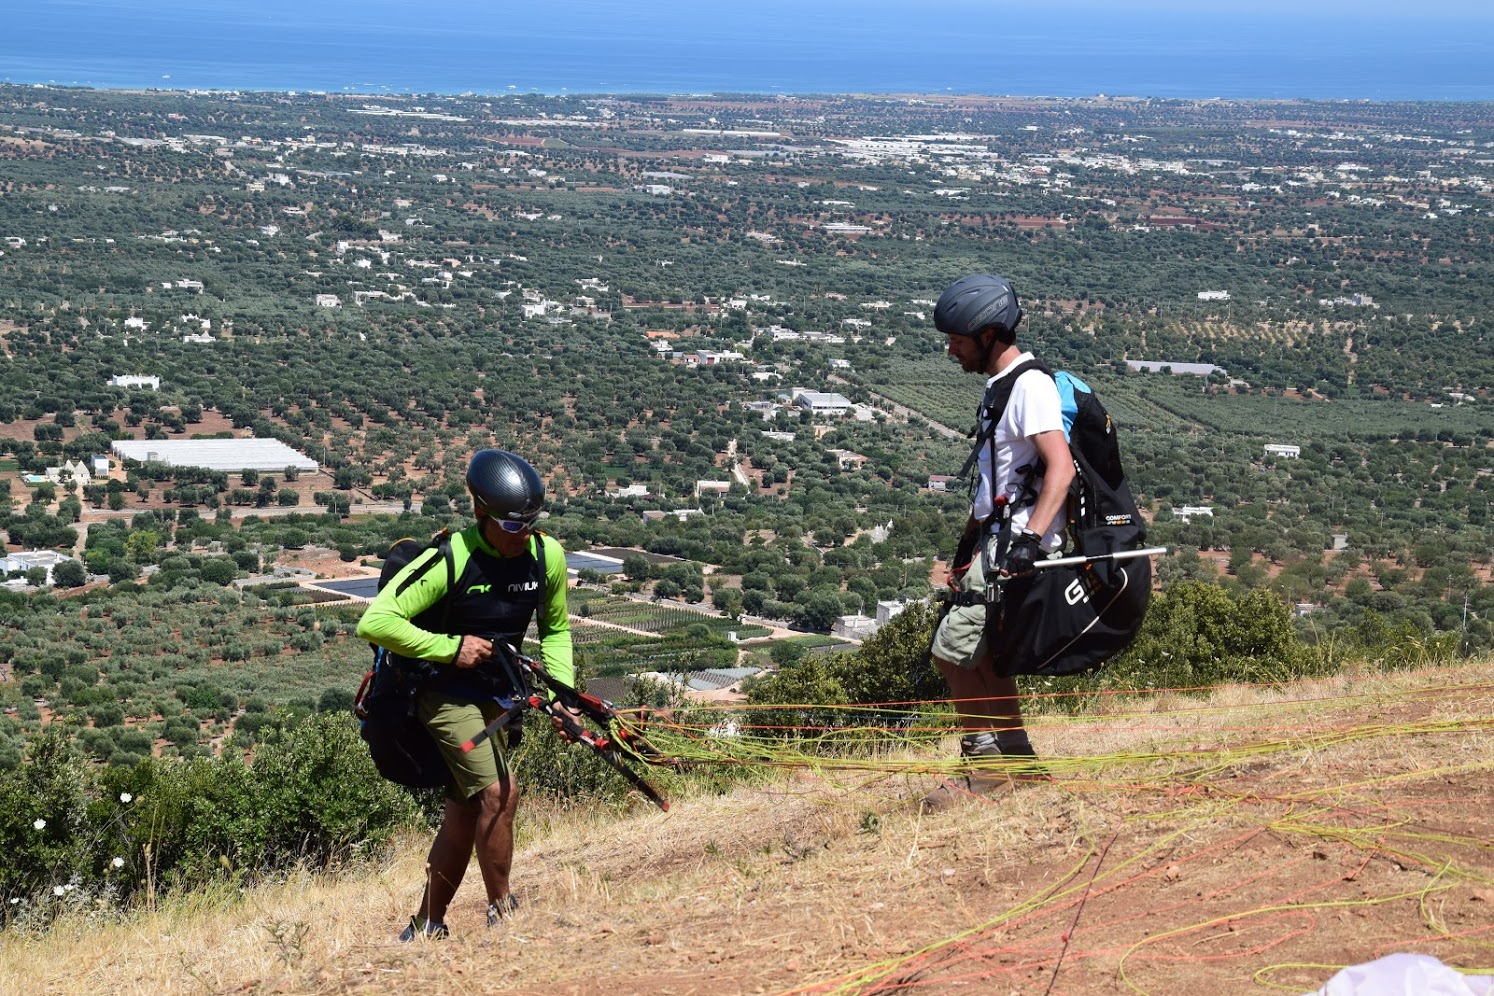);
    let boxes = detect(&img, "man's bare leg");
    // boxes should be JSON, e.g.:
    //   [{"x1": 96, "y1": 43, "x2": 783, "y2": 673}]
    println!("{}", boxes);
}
[
  {"x1": 473, "y1": 774, "x2": 520, "y2": 908},
  {"x1": 935, "y1": 656, "x2": 1023, "y2": 733},
  {"x1": 921, "y1": 659, "x2": 1034, "y2": 812},
  {"x1": 418, "y1": 797, "x2": 479, "y2": 924}
]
